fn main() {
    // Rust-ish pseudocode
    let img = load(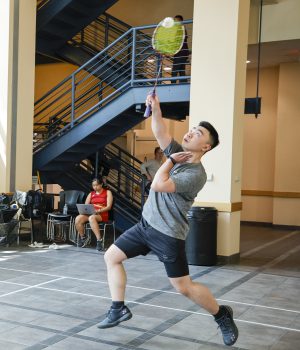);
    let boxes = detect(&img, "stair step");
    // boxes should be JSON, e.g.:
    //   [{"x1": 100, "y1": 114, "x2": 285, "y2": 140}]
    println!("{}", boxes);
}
[
  {"x1": 81, "y1": 135, "x2": 102, "y2": 145},
  {"x1": 67, "y1": 144, "x2": 97, "y2": 153},
  {"x1": 67, "y1": 2, "x2": 96, "y2": 16},
  {"x1": 50, "y1": 17, "x2": 78, "y2": 32},
  {"x1": 38, "y1": 29, "x2": 66, "y2": 41}
]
